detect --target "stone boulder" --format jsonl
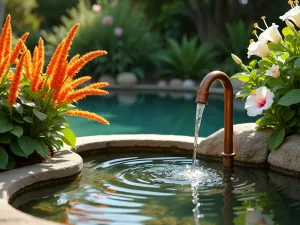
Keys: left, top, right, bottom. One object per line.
{"left": 198, "top": 123, "right": 272, "bottom": 164}
{"left": 268, "top": 135, "right": 300, "bottom": 173}
{"left": 169, "top": 78, "right": 182, "bottom": 87}
{"left": 98, "top": 74, "right": 115, "bottom": 85}
{"left": 182, "top": 79, "right": 196, "bottom": 88}
{"left": 157, "top": 80, "right": 167, "bottom": 87}
{"left": 116, "top": 72, "right": 138, "bottom": 85}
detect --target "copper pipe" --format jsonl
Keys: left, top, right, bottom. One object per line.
{"left": 196, "top": 71, "right": 235, "bottom": 168}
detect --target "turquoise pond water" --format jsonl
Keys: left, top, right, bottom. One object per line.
{"left": 66, "top": 92, "right": 254, "bottom": 137}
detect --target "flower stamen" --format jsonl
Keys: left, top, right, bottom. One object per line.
{"left": 254, "top": 23, "right": 265, "bottom": 32}
{"left": 251, "top": 90, "right": 256, "bottom": 96}
{"left": 252, "top": 30, "right": 259, "bottom": 39}
{"left": 288, "top": 0, "right": 295, "bottom": 7}
{"left": 261, "top": 16, "right": 268, "bottom": 28}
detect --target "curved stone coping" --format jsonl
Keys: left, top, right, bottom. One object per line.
{"left": 0, "top": 149, "right": 82, "bottom": 225}
{"left": 106, "top": 84, "right": 239, "bottom": 95}
{"left": 75, "top": 134, "right": 203, "bottom": 154}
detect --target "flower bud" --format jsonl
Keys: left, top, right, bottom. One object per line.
{"left": 231, "top": 54, "right": 242, "bottom": 65}
{"left": 285, "top": 20, "right": 295, "bottom": 29}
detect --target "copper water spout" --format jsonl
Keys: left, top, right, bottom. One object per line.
{"left": 196, "top": 71, "right": 235, "bottom": 168}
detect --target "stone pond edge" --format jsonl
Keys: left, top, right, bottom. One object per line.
{"left": 0, "top": 132, "right": 298, "bottom": 225}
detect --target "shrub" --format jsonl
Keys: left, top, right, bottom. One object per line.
{"left": 156, "top": 36, "right": 217, "bottom": 79}
{"left": 213, "top": 21, "right": 252, "bottom": 75}
{"left": 43, "top": 0, "right": 161, "bottom": 81}
{"left": 0, "top": 16, "right": 109, "bottom": 170}
{"left": 232, "top": 3, "right": 300, "bottom": 150}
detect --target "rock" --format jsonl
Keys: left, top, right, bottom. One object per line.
{"left": 268, "top": 134, "right": 300, "bottom": 172}
{"left": 116, "top": 72, "right": 138, "bottom": 85}
{"left": 198, "top": 123, "right": 272, "bottom": 164}
{"left": 98, "top": 74, "right": 115, "bottom": 85}
{"left": 169, "top": 78, "right": 182, "bottom": 87}
{"left": 230, "top": 78, "right": 243, "bottom": 90}
{"left": 157, "top": 80, "right": 167, "bottom": 87}
{"left": 182, "top": 79, "right": 196, "bottom": 88}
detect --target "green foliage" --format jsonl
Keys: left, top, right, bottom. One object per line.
{"left": 43, "top": 0, "right": 161, "bottom": 81}
{"left": 214, "top": 21, "right": 252, "bottom": 75}
{"left": 4, "top": 0, "right": 40, "bottom": 32}
{"left": 36, "top": 0, "right": 79, "bottom": 28}
{"left": 156, "top": 36, "right": 216, "bottom": 79}
{"left": 233, "top": 22, "right": 300, "bottom": 150}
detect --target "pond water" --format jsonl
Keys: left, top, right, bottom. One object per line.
{"left": 66, "top": 92, "right": 254, "bottom": 137}
{"left": 14, "top": 153, "right": 300, "bottom": 225}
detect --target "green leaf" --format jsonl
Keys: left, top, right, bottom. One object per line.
{"left": 282, "top": 27, "right": 294, "bottom": 37}
{"left": 235, "top": 90, "right": 251, "bottom": 98}
{"left": 231, "top": 72, "right": 248, "bottom": 79}
{"left": 249, "top": 60, "right": 257, "bottom": 69}
{"left": 31, "top": 139, "right": 49, "bottom": 159}
{"left": 23, "top": 116, "right": 33, "bottom": 123}
{"left": 268, "top": 42, "right": 284, "bottom": 51}
{"left": 295, "top": 58, "right": 300, "bottom": 69}
{"left": 18, "top": 96, "right": 36, "bottom": 107}
{"left": 13, "top": 103, "right": 23, "bottom": 115}
{"left": 278, "top": 89, "right": 300, "bottom": 106}
{"left": 10, "top": 125, "right": 23, "bottom": 137}
{"left": 61, "top": 128, "right": 76, "bottom": 148}
{"left": 6, "top": 156, "right": 16, "bottom": 170}
{"left": 0, "top": 116, "right": 13, "bottom": 133}
{"left": 0, "top": 147, "right": 8, "bottom": 169}
{"left": 33, "top": 108, "right": 47, "bottom": 121}
{"left": 10, "top": 140, "right": 26, "bottom": 157}
{"left": 238, "top": 75, "right": 250, "bottom": 82}
{"left": 268, "top": 126, "right": 285, "bottom": 150}
{"left": 0, "top": 133, "right": 11, "bottom": 144}
{"left": 18, "top": 136, "right": 35, "bottom": 157}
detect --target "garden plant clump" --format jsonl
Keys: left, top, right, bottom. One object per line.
{"left": 232, "top": 1, "right": 300, "bottom": 150}
{"left": 0, "top": 15, "right": 109, "bottom": 170}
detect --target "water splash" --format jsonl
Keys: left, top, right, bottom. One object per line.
{"left": 192, "top": 103, "right": 206, "bottom": 171}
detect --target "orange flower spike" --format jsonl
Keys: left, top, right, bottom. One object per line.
{"left": 24, "top": 51, "right": 32, "bottom": 79}
{"left": 37, "top": 77, "right": 45, "bottom": 91}
{"left": 69, "top": 54, "right": 80, "bottom": 66}
{"left": 10, "top": 39, "right": 25, "bottom": 64}
{"left": 31, "top": 59, "right": 44, "bottom": 92}
{"left": 67, "top": 50, "right": 107, "bottom": 77}
{"left": 66, "top": 89, "right": 109, "bottom": 102}
{"left": 85, "top": 82, "right": 109, "bottom": 89}
{"left": 57, "top": 85, "right": 72, "bottom": 104}
{"left": 66, "top": 109, "right": 110, "bottom": 125}
{"left": 52, "top": 61, "right": 68, "bottom": 101}
{"left": 3, "top": 24, "right": 12, "bottom": 57}
{"left": 53, "top": 24, "right": 79, "bottom": 75}
{"left": 69, "top": 76, "right": 91, "bottom": 88}
{"left": 8, "top": 53, "right": 26, "bottom": 105}
{"left": 46, "top": 41, "right": 64, "bottom": 76}
{"left": 37, "top": 38, "right": 45, "bottom": 71}
{"left": 0, "top": 54, "right": 11, "bottom": 79}
{"left": 0, "top": 15, "right": 11, "bottom": 61}
{"left": 20, "top": 32, "right": 29, "bottom": 43}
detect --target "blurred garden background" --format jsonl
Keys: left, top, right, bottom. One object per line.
{"left": 0, "top": 0, "right": 290, "bottom": 137}
{"left": 1, "top": 0, "right": 290, "bottom": 82}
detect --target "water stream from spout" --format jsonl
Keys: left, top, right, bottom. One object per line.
{"left": 191, "top": 103, "right": 206, "bottom": 172}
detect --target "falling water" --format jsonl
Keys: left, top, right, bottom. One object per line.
{"left": 191, "top": 103, "right": 206, "bottom": 172}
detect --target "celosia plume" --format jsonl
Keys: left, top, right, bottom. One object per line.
{"left": 37, "top": 38, "right": 45, "bottom": 72}
{"left": 10, "top": 39, "right": 25, "bottom": 64}
{"left": 69, "top": 76, "right": 91, "bottom": 88}
{"left": 0, "top": 54, "right": 11, "bottom": 79}
{"left": 8, "top": 52, "right": 26, "bottom": 105}
{"left": 56, "top": 85, "right": 72, "bottom": 104}
{"left": 67, "top": 50, "right": 107, "bottom": 77}
{"left": 52, "top": 61, "right": 68, "bottom": 101}
{"left": 85, "top": 82, "right": 109, "bottom": 89}
{"left": 24, "top": 51, "right": 32, "bottom": 79}
{"left": 4, "top": 24, "right": 12, "bottom": 58}
{"left": 66, "top": 89, "right": 109, "bottom": 102}
{"left": 0, "top": 15, "right": 11, "bottom": 62}
{"left": 66, "top": 109, "right": 110, "bottom": 125}
{"left": 20, "top": 32, "right": 29, "bottom": 43}
{"left": 46, "top": 41, "right": 64, "bottom": 76}
{"left": 52, "top": 24, "right": 79, "bottom": 76}
{"left": 31, "top": 59, "right": 44, "bottom": 92}
{"left": 69, "top": 54, "right": 80, "bottom": 66}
